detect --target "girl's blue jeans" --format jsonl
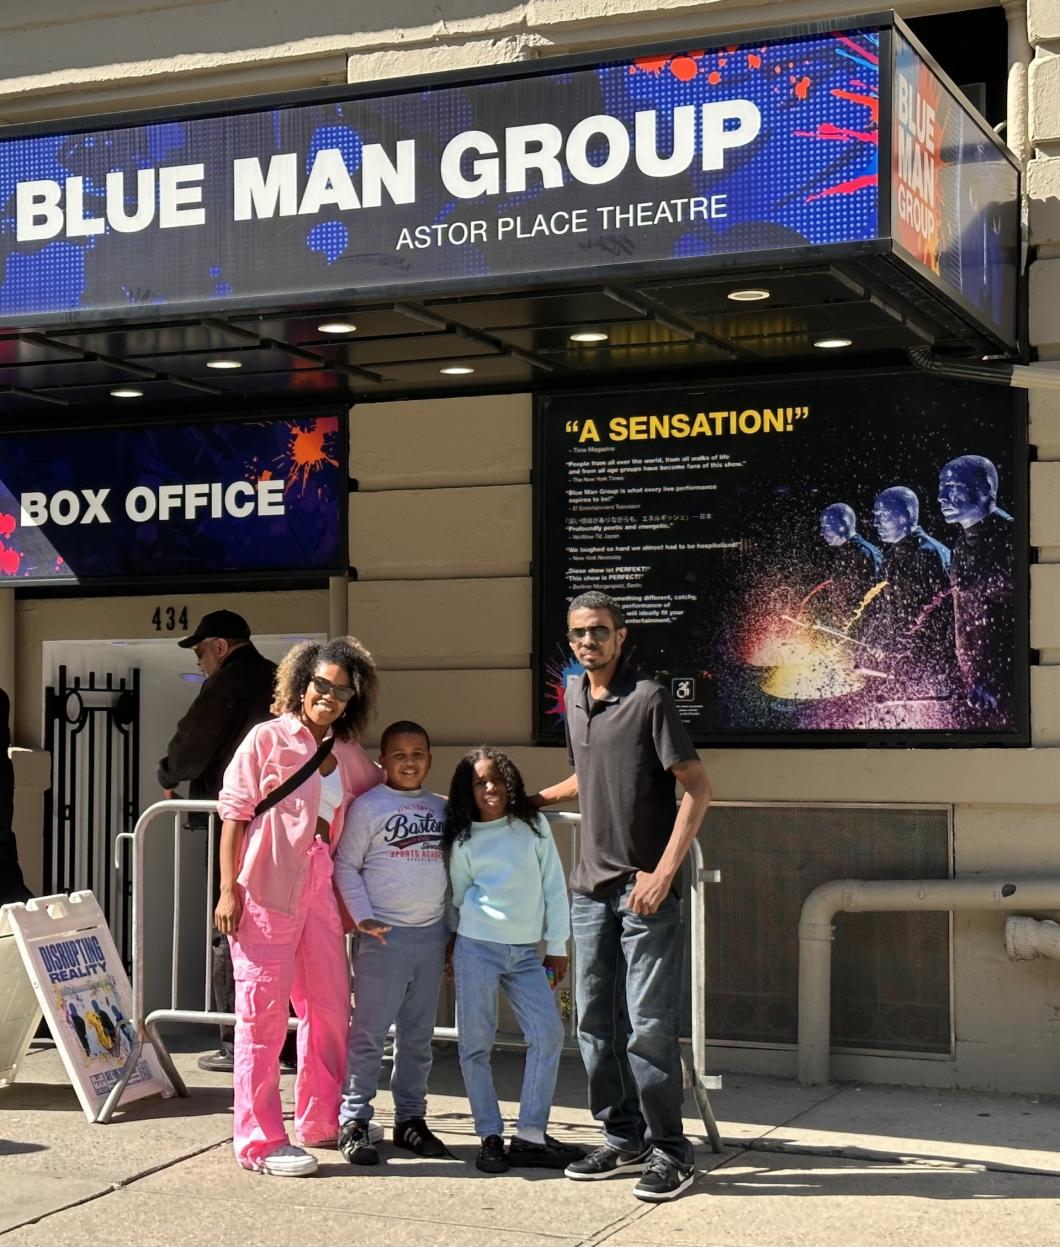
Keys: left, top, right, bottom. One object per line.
{"left": 454, "top": 934, "right": 565, "bottom": 1139}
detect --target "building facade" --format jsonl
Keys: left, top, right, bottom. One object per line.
{"left": 3, "top": 0, "right": 1060, "bottom": 1093}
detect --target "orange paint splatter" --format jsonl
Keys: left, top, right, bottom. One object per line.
{"left": 631, "top": 54, "right": 669, "bottom": 76}
{"left": 805, "top": 172, "right": 878, "bottom": 202}
{"left": 0, "top": 513, "right": 14, "bottom": 539}
{"left": 794, "top": 75, "right": 811, "bottom": 100}
{"left": 259, "top": 469, "right": 273, "bottom": 480}
{"left": 747, "top": 52, "right": 762, "bottom": 68}
{"left": 832, "top": 87, "right": 879, "bottom": 125}
{"left": 708, "top": 70, "right": 721, "bottom": 85}
{"left": 0, "top": 542, "right": 20, "bottom": 576}
{"left": 671, "top": 56, "right": 699, "bottom": 81}
{"left": 718, "top": 56, "right": 728, "bottom": 67}
{"left": 286, "top": 423, "right": 339, "bottom": 493}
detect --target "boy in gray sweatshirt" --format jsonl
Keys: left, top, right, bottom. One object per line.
{"left": 334, "top": 720, "right": 448, "bottom": 1165}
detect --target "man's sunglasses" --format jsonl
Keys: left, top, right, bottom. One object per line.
{"left": 567, "top": 625, "right": 613, "bottom": 642}
{"left": 310, "top": 674, "right": 356, "bottom": 703}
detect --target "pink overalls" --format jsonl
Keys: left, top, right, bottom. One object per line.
{"left": 218, "top": 715, "right": 381, "bottom": 1169}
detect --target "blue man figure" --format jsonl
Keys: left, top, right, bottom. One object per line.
{"left": 819, "top": 503, "right": 882, "bottom": 613}
{"left": 938, "top": 455, "right": 1015, "bottom": 718}
{"left": 870, "top": 486, "right": 957, "bottom": 696}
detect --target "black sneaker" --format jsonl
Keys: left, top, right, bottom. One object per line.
{"left": 564, "top": 1142, "right": 652, "bottom": 1180}
{"left": 475, "top": 1134, "right": 509, "bottom": 1174}
{"left": 196, "top": 1045, "right": 234, "bottom": 1073}
{"left": 393, "top": 1117, "right": 447, "bottom": 1158}
{"left": 632, "top": 1153, "right": 696, "bottom": 1202}
{"left": 338, "top": 1119, "right": 379, "bottom": 1166}
{"left": 508, "top": 1134, "right": 586, "bottom": 1169}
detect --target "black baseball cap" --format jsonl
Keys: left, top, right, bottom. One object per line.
{"left": 177, "top": 609, "right": 252, "bottom": 648}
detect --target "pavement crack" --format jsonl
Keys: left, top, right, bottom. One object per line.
{"left": 0, "top": 1138, "right": 231, "bottom": 1238}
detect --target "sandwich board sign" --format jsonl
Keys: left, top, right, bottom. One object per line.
{"left": 0, "top": 891, "right": 173, "bottom": 1121}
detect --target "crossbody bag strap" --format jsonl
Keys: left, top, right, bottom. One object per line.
{"left": 253, "top": 735, "right": 335, "bottom": 818}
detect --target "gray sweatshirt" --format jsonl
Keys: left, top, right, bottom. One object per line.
{"left": 334, "top": 783, "right": 447, "bottom": 927}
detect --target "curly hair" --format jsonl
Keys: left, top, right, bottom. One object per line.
{"left": 442, "top": 746, "right": 542, "bottom": 848}
{"left": 271, "top": 636, "right": 378, "bottom": 741}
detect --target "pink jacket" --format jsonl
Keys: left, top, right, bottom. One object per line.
{"left": 218, "top": 713, "right": 382, "bottom": 915}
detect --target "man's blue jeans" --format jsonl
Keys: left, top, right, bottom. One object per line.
{"left": 454, "top": 935, "right": 565, "bottom": 1139}
{"left": 571, "top": 881, "right": 691, "bottom": 1166}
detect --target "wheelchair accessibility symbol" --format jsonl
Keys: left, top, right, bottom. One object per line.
{"left": 671, "top": 677, "right": 695, "bottom": 702}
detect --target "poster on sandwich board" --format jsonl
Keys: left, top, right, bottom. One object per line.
{"left": 0, "top": 892, "right": 172, "bottom": 1121}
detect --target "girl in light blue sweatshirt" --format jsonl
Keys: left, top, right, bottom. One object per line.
{"left": 444, "top": 746, "right": 583, "bottom": 1177}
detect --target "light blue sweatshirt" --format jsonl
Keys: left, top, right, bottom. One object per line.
{"left": 448, "top": 812, "right": 570, "bottom": 956}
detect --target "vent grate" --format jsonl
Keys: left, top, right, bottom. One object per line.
{"left": 699, "top": 804, "right": 951, "bottom": 1054}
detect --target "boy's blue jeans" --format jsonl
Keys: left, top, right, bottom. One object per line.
{"left": 338, "top": 919, "right": 448, "bottom": 1125}
{"left": 454, "top": 935, "right": 565, "bottom": 1139}
{"left": 571, "top": 881, "right": 692, "bottom": 1166}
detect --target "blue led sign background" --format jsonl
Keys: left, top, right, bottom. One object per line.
{"left": 0, "top": 31, "right": 880, "bottom": 320}
{"left": 0, "top": 415, "right": 343, "bottom": 583}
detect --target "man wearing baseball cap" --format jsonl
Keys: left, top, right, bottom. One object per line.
{"left": 158, "top": 609, "right": 278, "bottom": 1073}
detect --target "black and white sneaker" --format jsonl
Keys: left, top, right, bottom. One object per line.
{"left": 393, "top": 1117, "right": 448, "bottom": 1158}
{"left": 338, "top": 1119, "right": 379, "bottom": 1166}
{"left": 632, "top": 1153, "right": 696, "bottom": 1202}
{"left": 564, "top": 1143, "right": 652, "bottom": 1180}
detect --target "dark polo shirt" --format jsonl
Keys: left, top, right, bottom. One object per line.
{"left": 565, "top": 658, "right": 698, "bottom": 898}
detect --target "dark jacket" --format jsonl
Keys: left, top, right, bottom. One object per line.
{"left": 157, "top": 644, "right": 277, "bottom": 801}
{"left": 0, "top": 687, "right": 31, "bottom": 904}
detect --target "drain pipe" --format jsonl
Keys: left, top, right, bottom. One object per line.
{"left": 1006, "top": 915, "right": 1060, "bottom": 961}
{"left": 909, "top": 346, "right": 1060, "bottom": 392}
{"left": 798, "top": 876, "right": 1060, "bottom": 1085}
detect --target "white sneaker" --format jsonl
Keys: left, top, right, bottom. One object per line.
{"left": 261, "top": 1144, "right": 318, "bottom": 1177}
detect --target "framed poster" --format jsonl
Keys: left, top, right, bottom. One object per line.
{"left": 534, "top": 369, "right": 1028, "bottom": 746}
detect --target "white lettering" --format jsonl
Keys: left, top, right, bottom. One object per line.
{"left": 360, "top": 140, "right": 416, "bottom": 207}
{"left": 18, "top": 492, "right": 48, "bottom": 527}
{"left": 158, "top": 164, "right": 205, "bottom": 228}
{"left": 565, "top": 115, "right": 631, "bottom": 186}
{"left": 298, "top": 148, "right": 360, "bottom": 215}
{"left": 232, "top": 153, "right": 299, "bottom": 221}
{"left": 700, "top": 100, "right": 761, "bottom": 171}
{"left": 440, "top": 131, "right": 499, "bottom": 199}
{"left": 16, "top": 181, "right": 64, "bottom": 242}
{"left": 104, "top": 169, "right": 155, "bottom": 233}
{"left": 504, "top": 123, "right": 564, "bottom": 193}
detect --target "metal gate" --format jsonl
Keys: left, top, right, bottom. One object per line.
{"left": 43, "top": 665, "right": 141, "bottom": 965}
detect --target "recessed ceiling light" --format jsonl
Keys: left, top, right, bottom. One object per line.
{"left": 727, "top": 288, "right": 771, "bottom": 302}
{"left": 206, "top": 358, "right": 242, "bottom": 369}
{"left": 317, "top": 320, "right": 357, "bottom": 334}
{"left": 813, "top": 337, "right": 853, "bottom": 349}
{"left": 110, "top": 387, "right": 143, "bottom": 398}
{"left": 440, "top": 365, "right": 474, "bottom": 375}
{"left": 569, "top": 331, "right": 609, "bottom": 343}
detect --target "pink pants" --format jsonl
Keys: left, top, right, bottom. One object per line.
{"left": 229, "top": 839, "right": 350, "bottom": 1169}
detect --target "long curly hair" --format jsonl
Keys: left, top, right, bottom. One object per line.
{"left": 442, "top": 746, "right": 542, "bottom": 848}
{"left": 271, "top": 636, "right": 378, "bottom": 741}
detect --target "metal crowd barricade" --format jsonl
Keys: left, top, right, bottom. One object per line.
{"left": 109, "top": 798, "right": 722, "bottom": 1150}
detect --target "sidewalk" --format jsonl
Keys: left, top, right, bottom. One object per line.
{"left": 3, "top": 1039, "right": 1060, "bottom": 1247}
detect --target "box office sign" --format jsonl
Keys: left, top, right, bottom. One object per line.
{"left": 0, "top": 413, "right": 344, "bottom": 584}
{"left": 0, "top": 27, "right": 882, "bottom": 320}
{"left": 534, "top": 372, "right": 1028, "bottom": 746}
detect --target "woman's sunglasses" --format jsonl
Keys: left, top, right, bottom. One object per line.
{"left": 310, "top": 674, "right": 356, "bottom": 703}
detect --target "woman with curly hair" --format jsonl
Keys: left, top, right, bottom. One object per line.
{"left": 444, "top": 746, "right": 581, "bottom": 1176}
{"left": 215, "top": 637, "right": 382, "bottom": 1177}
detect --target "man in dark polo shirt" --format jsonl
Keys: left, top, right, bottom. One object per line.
{"left": 532, "top": 590, "right": 712, "bottom": 1202}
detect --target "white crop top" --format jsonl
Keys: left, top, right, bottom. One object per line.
{"left": 317, "top": 767, "right": 343, "bottom": 827}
